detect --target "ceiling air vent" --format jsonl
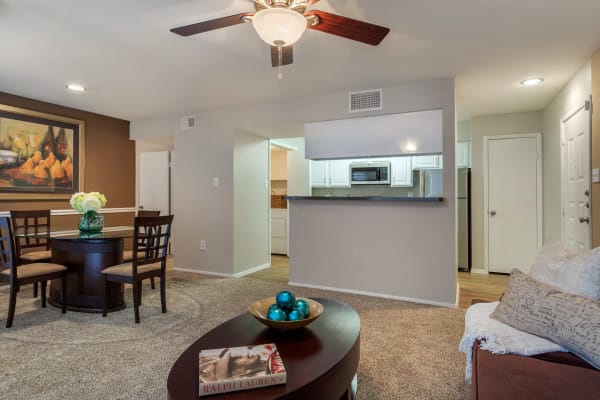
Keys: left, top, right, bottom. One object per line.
{"left": 180, "top": 115, "right": 196, "bottom": 131}
{"left": 349, "top": 89, "right": 382, "bottom": 113}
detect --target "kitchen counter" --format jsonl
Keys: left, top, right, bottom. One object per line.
{"left": 286, "top": 195, "right": 444, "bottom": 202}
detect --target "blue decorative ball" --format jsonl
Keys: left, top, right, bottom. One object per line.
{"left": 294, "top": 299, "right": 310, "bottom": 316}
{"left": 275, "top": 291, "right": 296, "bottom": 311}
{"left": 267, "top": 307, "right": 287, "bottom": 321}
{"left": 287, "top": 309, "right": 306, "bottom": 321}
{"left": 268, "top": 303, "right": 281, "bottom": 313}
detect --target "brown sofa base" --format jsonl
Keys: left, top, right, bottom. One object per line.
{"left": 471, "top": 339, "right": 600, "bottom": 400}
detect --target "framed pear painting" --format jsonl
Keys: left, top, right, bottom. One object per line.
{"left": 0, "top": 104, "right": 84, "bottom": 199}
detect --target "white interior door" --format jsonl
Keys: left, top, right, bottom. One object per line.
{"left": 485, "top": 135, "right": 541, "bottom": 274}
{"left": 562, "top": 103, "right": 591, "bottom": 254}
{"left": 139, "top": 151, "right": 170, "bottom": 216}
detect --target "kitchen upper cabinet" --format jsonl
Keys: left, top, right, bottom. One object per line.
{"left": 457, "top": 141, "right": 471, "bottom": 167}
{"left": 310, "top": 159, "right": 351, "bottom": 187}
{"left": 329, "top": 160, "right": 351, "bottom": 187}
{"left": 412, "top": 154, "right": 443, "bottom": 169}
{"left": 390, "top": 157, "right": 413, "bottom": 187}
{"left": 310, "top": 160, "right": 328, "bottom": 187}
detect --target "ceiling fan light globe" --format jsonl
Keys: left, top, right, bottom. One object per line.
{"left": 252, "top": 8, "right": 307, "bottom": 46}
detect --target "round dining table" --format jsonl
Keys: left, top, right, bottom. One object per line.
{"left": 47, "top": 228, "right": 133, "bottom": 313}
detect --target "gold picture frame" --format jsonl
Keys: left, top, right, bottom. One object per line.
{"left": 0, "top": 104, "right": 84, "bottom": 199}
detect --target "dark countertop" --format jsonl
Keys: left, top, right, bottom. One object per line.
{"left": 285, "top": 195, "right": 444, "bottom": 202}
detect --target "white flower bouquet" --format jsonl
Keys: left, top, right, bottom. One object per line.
{"left": 70, "top": 191, "right": 107, "bottom": 213}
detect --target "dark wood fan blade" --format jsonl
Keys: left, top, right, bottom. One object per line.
{"left": 306, "top": 10, "right": 389, "bottom": 46}
{"left": 271, "top": 45, "right": 293, "bottom": 67}
{"left": 170, "top": 13, "right": 252, "bottom": 36}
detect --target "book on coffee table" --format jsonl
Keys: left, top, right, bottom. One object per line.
{"left": 198, "top": 343, "right": 286, "bottom": 396}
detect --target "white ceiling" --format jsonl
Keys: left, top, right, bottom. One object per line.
{"left": 1, "top": 0, "right": 600, "bottom": 122}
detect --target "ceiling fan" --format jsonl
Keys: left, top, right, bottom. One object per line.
{"left": 170, "top": 0, "right": 390, "bottom": 68}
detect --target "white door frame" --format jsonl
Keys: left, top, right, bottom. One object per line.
{"left": 483, "top": 133, "right": 543, "bottom": 273}
{"left": 560, "top": 101, "right": 592, "bottom": 247}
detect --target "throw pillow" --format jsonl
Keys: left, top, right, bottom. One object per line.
{"left": 490, "top": 269, "right": 600, "bottom": 369}
{"left": 529, "top": 243, "right": 600, "bottom": 300}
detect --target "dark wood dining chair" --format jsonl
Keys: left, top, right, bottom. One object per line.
{"left": 123, "top": 210, "right": 161, "bottom": 289}
{"left": 10, "top": 210, "right": 53, "bottom": 298}
{"left": 0, "top": 217, "right": 66, "bottom": 328}
{"left": 102, "top": 215, "right": 174, "bottom": 323}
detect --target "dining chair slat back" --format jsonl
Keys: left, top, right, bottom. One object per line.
{"left": 0, "top": 216, "right": 67, "bottom": 328}
{"left": 9, "top": 210, "right": 52, "bottom": 298}
{"left": 102, "top": 214, "right": 174, "bottom": 323}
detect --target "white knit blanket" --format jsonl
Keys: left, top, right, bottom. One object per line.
{"left": 458, "top": 301, "right": 567, "bottom": 382}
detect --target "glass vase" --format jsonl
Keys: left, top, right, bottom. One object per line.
{"left": 78, "top": 210, "right": 104, "bottom": 232}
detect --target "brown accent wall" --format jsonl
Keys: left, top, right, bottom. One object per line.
{"left": 592, "top": 50, "right": 600, "bottom": 247}
{"left": 0, "top": 91, "right": 135, "bottom": 230}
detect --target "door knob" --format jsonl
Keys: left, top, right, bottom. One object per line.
{"left": 580, "top": 217, "right": 590, "bottom": 224}
{"left": 490, "top": 210, "right": 496, "bottom": 216}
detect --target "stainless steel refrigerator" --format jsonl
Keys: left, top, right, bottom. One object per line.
{"left": 457, "top": 167, "right": 471, "bottom": 271}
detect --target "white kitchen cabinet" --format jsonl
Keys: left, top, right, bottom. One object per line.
{"left": 457, "top": 141, "right": 471, "bottom": 167}
{"left": 412, "top": 154, "right": 443, "bottom": 169}
{"left": 310, "top": 159, "right": 351, "bottom": 187}
{"left": 310, "top": 160, "right": 328, "bottom": 187}
{"left": 329, "top": 160, "right": 351, "bottom": 187}
{"left": 270, "top": 208, "right": 288, "bottom": 255}
{"left": 390, "top": 157, "right": 413, "bottom": 187}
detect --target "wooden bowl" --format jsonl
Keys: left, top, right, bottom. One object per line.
{"left": 248, "top": 297, "right": 324, "bottom": 330}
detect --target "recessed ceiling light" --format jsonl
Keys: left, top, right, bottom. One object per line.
{"left": 520, "top": 77, "right": 544, "bottom": 86}
{"left": 66, "top": 83, "right": 86, "bottom": 92}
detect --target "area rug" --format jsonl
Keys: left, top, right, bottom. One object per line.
{"left": 0, "top": 278, "right": 470, "bottom": 399}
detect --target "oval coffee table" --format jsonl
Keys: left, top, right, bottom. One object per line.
{"left": 167, "top": 298, "right": 360, "bottom": 400}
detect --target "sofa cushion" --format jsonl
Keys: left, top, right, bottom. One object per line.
{"left": 490, "top": 269, "right": 600, "bottom": 369}
{"left": 529, "top": 243, "right": 600, "bottom": 300}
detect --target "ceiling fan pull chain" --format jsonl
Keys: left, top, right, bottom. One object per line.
{"left": 275, "top": 40, "right": 284, "bottom": 82}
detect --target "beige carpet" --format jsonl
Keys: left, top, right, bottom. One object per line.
{"left": 0, "top": 278, "right": 470, "bottom": 399}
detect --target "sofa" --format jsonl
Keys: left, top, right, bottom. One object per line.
{"left": 462, "top": 243, "right": 600, "bottom": 399}
{"left": 470, "top": 338, "right": 600, "bottom": 399}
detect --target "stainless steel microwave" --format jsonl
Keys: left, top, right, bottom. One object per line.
{"left": 350, "top": 161, "right": 390, "bottom": 185}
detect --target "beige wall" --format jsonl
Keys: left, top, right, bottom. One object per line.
{"left": 132, "top": 78, "right": 458, "bottom": 305}
{"left": 271, "top": 137, "right": 310, "bottom": 196}
{"left": 234, "top": 131, "right": 269, "bottom": 274}
{"left": 289, "top": 79, "right": 456, "bottom": 305}
{"left": 542, "top": 61, "right": 592, "bottom": 246}
{"left": 470, "top": 111, "right": 543, "bottom": 271}
{"left": 0, "top": 91, "right": 134, "bottom": 230}
{"left": 457, "top": 120, "right": 472, "bottom": 142}
{"left": 592, "top": 51, "right": 600, "bottom": 247}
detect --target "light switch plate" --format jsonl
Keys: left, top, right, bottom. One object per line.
{"left": 593, "top": 168, "right": 600, "bottom": 183}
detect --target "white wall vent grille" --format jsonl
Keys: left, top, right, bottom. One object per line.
{"left": 349, "top": 89, "right": 382, "bottom": 112}
{"left": 180, "top": 115, "right": 196, "bottom": 130}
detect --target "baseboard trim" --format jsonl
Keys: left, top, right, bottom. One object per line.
{"left": 172, "top": 267, "right": 235, "bottom": 278}
{"left": 234, "top": 263, "right": 270, "bottom": 278}
{"left": 469, "top": 268, "right": 489, "bottom": 275}
{"left": 173, "top": 264, "right": 271, "bottom": 278}
{"left": 288, "top": 281, "right": 457, "bottom": 308}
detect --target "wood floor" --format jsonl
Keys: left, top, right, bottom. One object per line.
{"left": 248, "top": 255, "right": 509, "bottom": 309}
